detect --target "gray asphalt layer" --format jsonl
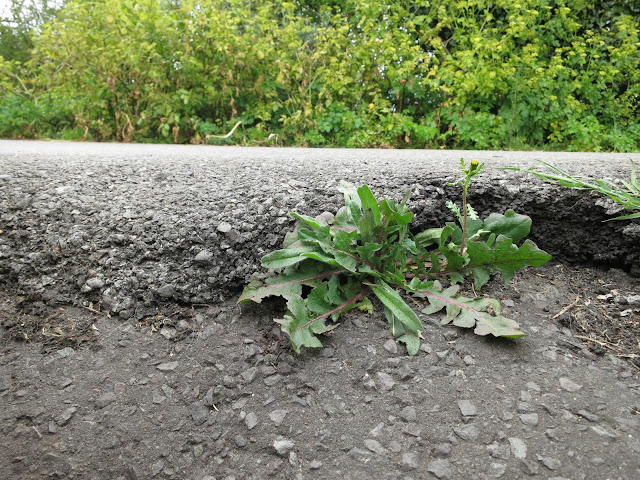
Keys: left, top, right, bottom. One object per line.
{"left": 1, "top": 140, "right": 639, "bottom": 317}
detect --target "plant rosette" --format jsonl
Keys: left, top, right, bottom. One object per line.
{"left": 239, "top": 161, "right": 551, "bottom": 355}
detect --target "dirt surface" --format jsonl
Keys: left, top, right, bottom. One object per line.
{"left": 1, "top": 263, "right": 639, "bottom": 480}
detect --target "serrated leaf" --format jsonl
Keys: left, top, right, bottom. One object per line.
{"left": 275, "top": 295, "right": 333, "bottom": 352}
{"left": 298, "top": 227, "right": 359, "bottom": 272}
{"left": 383, "top": 305, "right": 421, "bottom": 356}
{"left": 358, "top": 296, "right": 374, "bottom": 314}
{"left": 356, "top": 243, "right": 382, "bottom": 262}
{"left": 307, "top": 283, "right": 331, "bottom": 314}
{"left": 380, "top": 199, "right": 413, "bottom": 225}
{"left": 473, "top": 313, "right": 525, "bottom": 338}
{"left": 369, "top": 280, "right": 422, "bottom": 332}
{"left": 483, "top": 210, "right": 531, "bottom": 244}
{"left": 465, "top": 236, "right": 551, "bottom": 286}
{"left": 237, "top": 265, "right": 345, "bottom": 304}
{"left": 410, "top": 279, "right": 526, "bottom": 338}
{"left": 414, "top": 227, "right": 444, "bottom": 248}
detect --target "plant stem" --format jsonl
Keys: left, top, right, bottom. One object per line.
{"left": 460, "top": 182, "right": 469, "bottom": 254}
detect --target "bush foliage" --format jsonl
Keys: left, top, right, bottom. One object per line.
{"left": 1, "top": 0, "right": 639, "bottom": 150}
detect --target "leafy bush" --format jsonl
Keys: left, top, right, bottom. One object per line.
{"left": 0, "top": 0, "right": 638, "bottom": 151}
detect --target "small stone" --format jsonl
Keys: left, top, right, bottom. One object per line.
{"left": 273, "top": 439, "right": 294, "bottom": 456}
{"left": 427, "top": 459, "right": 453, "bottom": 478}
{"left": 349, "top": 448, "right": 372, "bottom": 462}
{"left": 519, "top": 413, "right": 539, "bottom": 427}
{"left": 388, "top": 441, "right": 402, "bottom": 453}
{"left": 189, "top": 401, "right": 209, "bottom": 426}
{"left": 575, "top": 409, "right": 600, "bottom": 422}
{"left": 625, "top": 295, "right": 640, "bottom": 305}
{"left": 383, "top": 339, "right": 398, "bottom": 354}
{"left": 159, "top": 327, "right": 176, "bottom": 339}
{"left": 454, "top": 424, "right": 479, "bottom": 441}
{"left": 48, "top": 421, "right": 58, "bottom": 434}
{"left": 364, "top": 439, "right": 386, "bottom": 455}
{"left": 376, "top": 372, "right": 395, "bottom": 391}
{"left": 85, "top": 277, "right": 104, "bottom": 289}
{"left": 525, "top": 382, "right": 541, "bottom": 392}
{"left": 590, "top": 425, "right": 617, "bottom": 438}
{"left": 151, "top": 460, "right": 164, "bottom": 476}
{"left": 57, "top": 407, "right": 77, "bottom": 426}
{"left": 95, "top": 392, "right": 117, "bottom": 409}
{"left": 400, "top": 406, "right": 417, "bottom": 422}
{"left": 156, "top": 284, "right": 176, "bottom": 298}
{"left": 241, "top": 367, "right": 258, "bottom": 383}
{"left": 309, "top": 460, "right": 322, "bottom": 470}
{"left": 193, "top": 444, "right": 204, "bottom": 457}
{"left": 458, "top": 400, "right": 477, "bottom": 416}
{"left": 269, "top": 409, "right": 287, "bottom": 426}
{"left": 235, "top": 435, "right": 247, "bottom": 447}
{"left": 537, "top": 455, "right": 562, "bottom": 470}
{"left": 156, "top": 361, "right": 178, "bottom": 372}
{"left": 432, "top": 443, "right": 452, "bottom": 456}
{"left": 517, "top": 401, "right": 535, "bottom": 412}
{"left": 489, "top": 462, "right": 507, "bottom": 478}
{"left": 217, "top": 222, "right": 232, "bottom": 233}
{"left": 487, "top": 443, "right": 510, "bottom": 460}
{"left": 57, "top": 347, "right": 76, "bottom": 357}
{"left": 161, "top": 384, "right": 174, "bottom": 397}
{"left": 508, "top": 438, "right": 527, "bottom": 460}
{"left": 42, "top": 452, "right": 63, "bottom": 462}
{"left": 245, "top": 412, "right": 258, "bottom": 430}
{"left": 521, "top": 458, "right": 539, "bottom": 475}
{"left": 546, "top": 428, "right": 561, "bottom": 442}
{"left": 264, "top": 374, "right": 282, "bottom": 386}
{"left": 195, "top": 250, "right": 214, "bottom": 264}
{"left": 628, "top": 437, "right": 640, "bottom": 453}
{"left": 402, "top": 452, "right": 421, "bottom": 470}
{"left": 369, "top": 422, "right": 385, "bottom": 436}
{"left": 0, "top": 374, "right": 11, "bottom": 391}
{"left": 152, "top": 391, "right": 166, "bottom": 404}
{"left": 403, "top": 424, "right": 422, "bottom": 437}
{"left": 419, "top": 343, "right": 433, "bottom": 354}
{"left": 559, "top": 377, "right": 582, "bottom": 392}
{"left": 362, "top": 374, "right": 377, "bottom": 389}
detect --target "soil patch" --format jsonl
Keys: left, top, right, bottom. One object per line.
{"left": 1, "top": 263, "right": 639, "bottom": 480}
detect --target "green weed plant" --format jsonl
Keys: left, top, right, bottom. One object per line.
{"left": 508, "top": 160, "right": 640, "bottom": 221}
{"left": 239, "top": 160, "right": 551, "bottom": 354}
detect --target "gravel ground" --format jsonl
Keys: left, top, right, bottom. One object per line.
{"left": 1, "top": 141, "right": 639, "bottom": 479}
